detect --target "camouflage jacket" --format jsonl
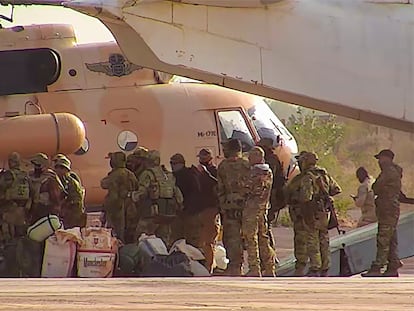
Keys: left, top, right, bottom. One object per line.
{"left": 217, "top": 156, "right": 250, "bottom": 210}
{"left": 101, "top": 167, "right": 138, "bottom": 213}
{"left": 372, "top": 163, "right": 402, "bottom": 200}
{"left": 246, "top": 163, "right": 273, "bottom": 209}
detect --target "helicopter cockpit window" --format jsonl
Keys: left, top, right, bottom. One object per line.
{"left": 217, "top": 110, "right": 255, "bottom": 152}
{"left": 117, "top": 130, "right": 138, "bottom": 152}
{"left": 248, "top": 100, "right": 294, "bottom": 147}
{"left": 0, "top": 48, "right": 61, "bottom": 96}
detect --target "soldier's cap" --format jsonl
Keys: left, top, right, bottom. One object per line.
{"left": 294, "top": 150, "right": 308, "bottom": 160}
{"left": 132, "top": 146, "right": 149, "bottom": 158}
{"left": 222, "top": 138, "right": 242, "bottom": 152}
{"left": 305, "top": 152, "right": 319, "bottom": 162}
{"left": 170, "top": 153, "right": 185, "bottom": 164}
{"left": 197, "top": 148, "right": 212, "bottom": 158}
{"left": 374, "top": 149, "right": 394, "bottom": 160}
{"left": 248, "top": 146, "right": 265, "bottom": 158}
{"left": 54, "top": 157, "right": 71, "bottom": 171}
{"left": 30, "top": 153, "right": 49, "bottom": 167}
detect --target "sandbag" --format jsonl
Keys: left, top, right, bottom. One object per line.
{"left": 27, "top": 215, "right": 63, "bottom": 242}
{"left": 140, "top": 251, "right": 192, "bottom": 277}
{"left": 41, "top": 235, "right": 76, "bottom": 278}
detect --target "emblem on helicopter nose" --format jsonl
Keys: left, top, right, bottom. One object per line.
{"left": 85, "top": 53, "right": 143, "bottom": 77}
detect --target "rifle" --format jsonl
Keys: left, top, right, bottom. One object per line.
{"left": 315, "top": 176, "right": 344, "bottom": 235}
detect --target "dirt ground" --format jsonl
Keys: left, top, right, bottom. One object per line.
{"left": 0, "top": 278, "right": 413, "bottom": 311}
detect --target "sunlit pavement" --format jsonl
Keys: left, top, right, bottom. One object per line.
{"left": 0, "top": 277, "right": 413, "bottom": 311}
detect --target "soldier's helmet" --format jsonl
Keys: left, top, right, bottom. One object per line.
{"left": 54, "top": 157, "right": 71, "bottom": 171}
{"left": 147, "top": 150, "right": 161, "bottom": 166}
{"left": 374, "top": 149, "right": 394, "bottom": 160}
{"left": 8, "top": 152, "right": 21, "bottom": 169}
{"left": 52, "top": 153, "right": 66, "bottom": 162}
{"left": 133, "top": 146, "right": 149, "bottom": 159}
{"left": 249, "top": 146, "right": 265, "bottom": 164}
{"left": 30, "top": 153, "right": 49, "bottom": 168}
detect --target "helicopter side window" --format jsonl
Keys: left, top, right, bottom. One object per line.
{"left": 0, "top": 48, "right": 61, "bottom": 96}
{"left": 217, "top": 110, "right": 255, "bottom": 153}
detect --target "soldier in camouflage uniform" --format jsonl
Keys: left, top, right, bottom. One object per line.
{"left": 131, "top": 150, "right": 183, "bottom": 247}
{"left": 125, "top": 147, "right": 149, "bottom": 243}
{"left": 362, "top": 149, "right": 403, "bottom": 277}
{"left": 28, "top": 153, "right": 65, "bottom": 224}
{"left": 303, "top": 152, "right": 341, "bottom": 276}
{"left": 257, "top": 138, "right": 285, "bottom": 257}
{"left": 284, "top": 151, "right": 309, "bottom": 276}
{"left": 217, "top": 139, "right": 250, "bottom": 276}
{"left": 52, "top": 153, "right": 82, "bottom": 184}
{"left": 54, "top": 156, "right": 86, "bottom": 228}
{"left": 101, "top": 152, "right": 138, "bottom": 242}
{"left": 242, "top": 146, "right": 276, "bottom": 277}
{"left": 0, "top": 152, "right": 30, "bottom": 243}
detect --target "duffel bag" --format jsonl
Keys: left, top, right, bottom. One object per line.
{"left": 27, "top": 215, "right": 63, "bottom": 242}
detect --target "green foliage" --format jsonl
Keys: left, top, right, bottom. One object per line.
{"left": 287, "top": 108, "right": 344, "bottom": 157}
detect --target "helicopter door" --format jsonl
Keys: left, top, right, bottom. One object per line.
{"left": 215, "top": 109, "right": 256, "bottom": 158}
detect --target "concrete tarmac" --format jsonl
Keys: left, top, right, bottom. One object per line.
{"left": 0, "top": 277, "right": 413, "bottom": 311}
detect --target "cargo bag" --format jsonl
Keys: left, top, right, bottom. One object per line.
{"left": 41, "top": 235, "right": 76, "bottom": 278}
{"left": 16, "top": 236, "right": 43, "bottom": 277}
{"left": 140, "top": 251, "right": 192, "bottom": 277}
{"left": 136, "top": 235, "right": 168, "bottom": 269}
{"left": 27, "top": 215, "right": 63, "bottom": 242}
{"left": 77, "top": 250, "right": 116, "bottom": 278}
{"left": 118, "top": 243, "right": 141, "bottom": 276}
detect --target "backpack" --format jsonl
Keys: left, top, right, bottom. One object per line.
{"left": 147, "top": 167, "right": 175, "bottom": 200}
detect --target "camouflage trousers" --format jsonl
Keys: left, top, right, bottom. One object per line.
{"left": 372, "top": 222, "right": 399, "bottom": 269}
{"left": 307, "top": 211, "right": 330, "bottom": 272}
{"left": 135, "top": 218, "right": 173, "bottom": 248}
{"left": 372, "top": 201, "right": 400, "bottom": 269}
{"left": 289, "top": 207, "right": 308, "bottom": 270}
{"left": 242, "top": 206, "right": 275, "bottom": 275}
{"left": 106, "top": 209, "right": 125, "bottom": 243}
{"left": 221, "top": 210, "right": 243, "bottom": 275}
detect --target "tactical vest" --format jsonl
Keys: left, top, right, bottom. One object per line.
{"left": 147, "top": 167, "right": 175, "bottom": 200}
{"left": 31, "top": 176, "right": 51, "bottom": 206}
{"left": 145, "top": 167, "right": 177, "bottom": 218}
{"left": 5, "top": 169, "right": 30, "bottom": 202}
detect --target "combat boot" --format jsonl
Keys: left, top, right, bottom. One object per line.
{"left": 382, "top": 261, "right": 403, "bottom": 277}
{"left": 293, "top": 266, "right": 306, "bottom": 277}
{"left": 361, "top": 266, "right": 382, "bottom": 277}
{"left": 223, "top": 265, "right": 242, "bottom": 276}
